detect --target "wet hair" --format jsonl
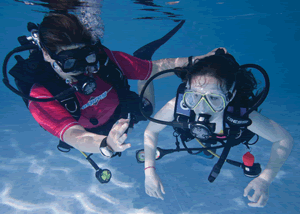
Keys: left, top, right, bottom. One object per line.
{"left": 38, "top": 12, "right": 94, "bottom": 53}
{"left": 175, "top": 52, "right": 257, "bottom": 102}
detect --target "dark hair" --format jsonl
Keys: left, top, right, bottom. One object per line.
{"left": 175, "top": 53, "right": 257, "bottom": 102}
{"left": 39, "top": 13, "right": 93, "bottom": 53}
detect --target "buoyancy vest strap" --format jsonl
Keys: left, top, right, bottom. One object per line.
{"left": 208, "top": 128, "right": 239, "bottom": 183}
{"left": 43, "top": 80, "right": 81, "bottom": 121}
{"left": 208, "top": 93, "right": 254, "bottom": 182}
{"left": 208, "top": 142, "right": 231, "bottom": 182}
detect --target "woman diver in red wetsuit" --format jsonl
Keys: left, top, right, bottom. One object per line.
{"left": 19, "top": 13, "right": 227, "bottom": 158}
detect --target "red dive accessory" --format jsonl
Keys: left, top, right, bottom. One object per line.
{"left": 242, "top": 151, "right": 261, "bottom": 177}
{"left": 243, "top": 151, "right": 255, "bottom": 167}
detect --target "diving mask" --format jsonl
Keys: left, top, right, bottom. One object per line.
{"left": 51, "top": 45, "right": 99, "bottom": 73}
{"left": 183, "top": 90, "right": 227, "bottom": 113}
{"left": 48, "top": 45, "right": 100, "bottom": 95}
{"left": 183, "top": 80, "right": 235, "bottom": 113}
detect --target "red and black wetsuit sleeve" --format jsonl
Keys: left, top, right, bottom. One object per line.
{"left": 28, "top": 83, "right": 79, "bottom": 141}
{"left": 104, "top": 49, "right": 153, "bottom": 80}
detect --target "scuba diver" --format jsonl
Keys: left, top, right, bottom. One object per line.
{"left": 3, "top": 12, "right": 225, "bottom": 183}
{"left": 138, "top": 49, "right": 293, "bottom": 207}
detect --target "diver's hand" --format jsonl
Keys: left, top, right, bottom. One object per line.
{"left": 107, "top": 118, "right": 131, "bottom": 152}
{"left": 194, "top": 47, "right": 228, "bottom": 61}
{"left": 208, "top": 47, "right": 228, "bottom": 56}
{"left": 243, "top": 177, "right": 270, "bottom": 207}
{"left": 145, "top": 169, "right": 165, "bottom": 200}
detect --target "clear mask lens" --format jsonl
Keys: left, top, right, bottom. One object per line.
{"left": 61, "top": 53, "right": 97, "bottom": 72}
{"left": 85, "top": 53, "right": 97, "bottom": 63}
{"left": 64, "top": 58, "right": 76, "bottom": 70}
{"left": 184, "top": 93, "right": 201, "bottom": 108}
{"left": 184, "top": 92, "right": 225, "bottom": 112}
{"left": 205, "top": 94, "right": 225, "bottom": 111}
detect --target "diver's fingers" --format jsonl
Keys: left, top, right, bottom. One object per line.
{"left": 151, "top": 191, "right": 157, "bottom": 197}
{"left": 147, "top": 190, "right": 154, "bottom": 198}
{"left": 114, "top": 134, "right": 131, "bottom": 152}
{"left": 152, "top": 191, "right": 161, "bottom": 200}
{"left": 248, "top": 190, "right": 261, "bottom": 203}
{"left": 211, "top": 47, "right": 227, "bottom": 54}
{"left": 156, "top": 189, "right": 164, "bottom": 200}
{"left": 118, "top": 121, "right": 129, "bottom": 136}
{"left": 118, "top": 133, "right": 128, "bottom": 145}
{"left": 248, "top": 194, "right": 268, "bottom": 208}
{"left": 218, "top": 47, "right": 227, "bottom": 54}
{"left": 110, "top": 119, "right": 129, "bottom": 139}
{"left": 118, "top": 143, "right": 131, "bottom": 152}
{"left": 112, "top": 118, "right": 129, "bottom": 130}
{"left": 160, "top": 183, "right": 166, "bottom": 195}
